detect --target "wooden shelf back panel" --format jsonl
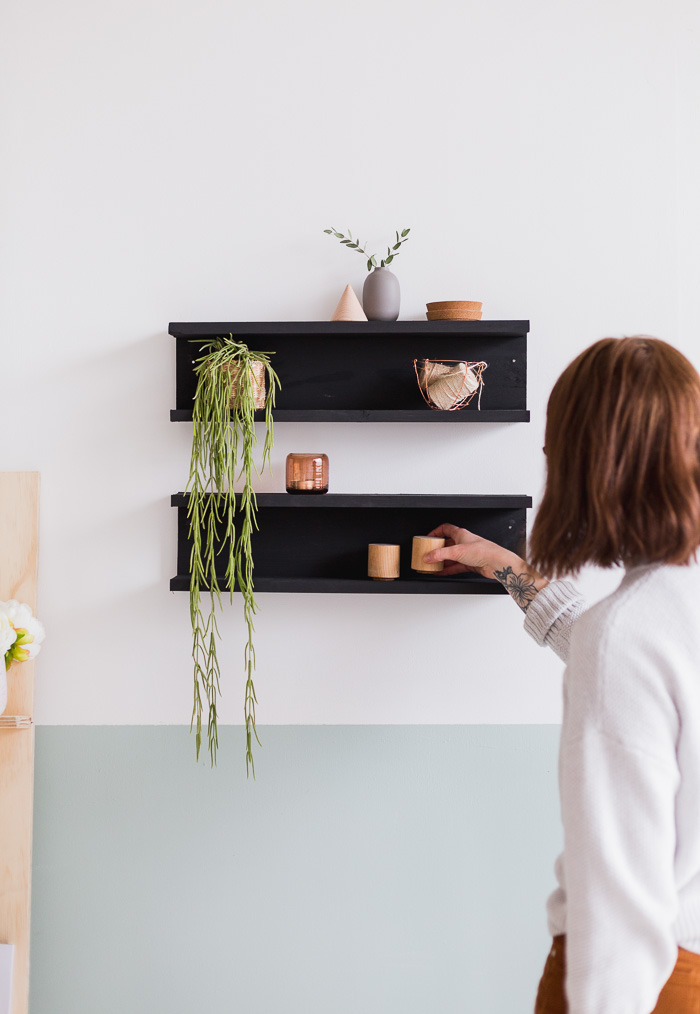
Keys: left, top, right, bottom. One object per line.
{"left": 169, "top": 320, "right": 530, "bottom": 419}
{"left": 0, "top": 472, "right": 40, "bottom": 1014}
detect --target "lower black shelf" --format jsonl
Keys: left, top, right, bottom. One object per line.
{"left": 171, "top": 493, "right": 530, "bottom": 596}
{"left": 169, "top": 575, "right": 507, "bottom": 595}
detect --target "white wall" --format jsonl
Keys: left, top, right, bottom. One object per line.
{"left": 1, "top": 0, "right": 698, "bottom": 727}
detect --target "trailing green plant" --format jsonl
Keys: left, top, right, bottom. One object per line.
{"left": 186, "top": 335, "right": 280, "bottom": 774}
{"left": 323, "top": 226, "right": 410, "bottom": 271}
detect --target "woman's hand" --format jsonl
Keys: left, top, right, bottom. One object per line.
{"left": 423, "top": 523, "right": 549, "bottom": 612}
{"left": 423, "top": 523, "right": 504, "bottom": 578}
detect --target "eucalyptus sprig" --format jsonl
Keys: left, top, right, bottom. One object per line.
{"left": 186, "top": 335, "right": 280, "bottom": 774}
{"left": 324, "top": 226, "right": 410, "bottom": 272}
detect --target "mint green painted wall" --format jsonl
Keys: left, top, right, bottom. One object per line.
{"left": 30, "top": 727, "right": 561, "bottom": 1014}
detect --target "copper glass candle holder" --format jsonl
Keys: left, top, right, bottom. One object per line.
{"left": 285, "top": 453, "right": 329, "bottom": 495}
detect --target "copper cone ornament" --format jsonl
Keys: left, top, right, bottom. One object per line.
{"left": 331, "top": 284, "right": 367, "bottom": 322}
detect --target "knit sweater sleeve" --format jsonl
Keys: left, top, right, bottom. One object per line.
{"left": 523, "top": 580, "right": 585, "bottom": 662}
{"left": 561, "top": 602, "right": 681, "bottom": 1014}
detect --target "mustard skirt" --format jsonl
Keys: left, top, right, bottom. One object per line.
{"left": 535, "top": 935, "right": 700, "bottom": 1014}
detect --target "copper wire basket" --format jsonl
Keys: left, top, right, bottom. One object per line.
{"left": 414, "top": 359, "right": 487, "bottom": 411}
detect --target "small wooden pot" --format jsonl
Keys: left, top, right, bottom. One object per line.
{"left": 411, "top": 536, "right": 445, "bottom": 573}
{"left": 368, "top": 544, "right": 400, "bottom": 581}
{"left": 426, "top": 310, "right": 482, "bottom": 321}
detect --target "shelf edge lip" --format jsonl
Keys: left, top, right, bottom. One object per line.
{"left": 169, "top": 320, "right": 531, "bottom": 337}
{"left": 170, "top": 492, "right": 533, "bottom": 508}
{"left": 170, "top": 409, "right": 531, "bottom": 422}
{"left": 169, "top": 576, "right": 508, "bottom": 595}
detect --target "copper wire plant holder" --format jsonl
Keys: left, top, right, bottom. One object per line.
{"left": 414, "top": 359, "right": 488, "bottom": 411}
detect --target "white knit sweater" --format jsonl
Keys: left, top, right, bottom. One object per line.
{"left": 524, "top": 562, "right": 700, "bottom": 1014}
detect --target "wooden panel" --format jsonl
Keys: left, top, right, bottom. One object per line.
{"left": 171, "top": 492, "right": 530, "bottom": 594}
{"left": 0, "top": 472, "right": 40, "bottom": 1014}
{"left": 169, "top": 321, "right": 529, "bottom": 419}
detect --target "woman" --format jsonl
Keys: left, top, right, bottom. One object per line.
{"left": 424, "top": 337, "right": 700, "bottom": 1014}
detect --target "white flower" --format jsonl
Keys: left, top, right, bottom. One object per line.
{"left": 0, "top": 613, "right": 16, "bottom": 656}
{"left": 0, "top": 600, "right": 45, "bottom": 664}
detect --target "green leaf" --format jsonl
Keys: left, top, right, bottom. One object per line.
{"left": 385, "top": 254, "right": 393, "bottom": 264}
{"left": 393, "top": 242, "right": 401, "bottom": 250}
{"left": 348, "top": 229, "right": 353, "bottom": 239}
{"left": 380, "top": 259, "right": 385, "bottom": 267}
{"left": 334, "top": 232, "right": 344, "bottom": 239}
{"left": 371, "top": 255, "right": 378, "bottom": 267}
{"left": 340, "top": 239, "right": 352, "bottom": 244}
{"left": 367, "top": 258, "right": 373, "bottom": 271}
{"left": 323, "top": 229, "right": 332, "bottom": 234}
{"left": 349, "top": 242, "right": 359, "bottom": 248}
{"left": 396, "top": 231, "right": 399, "bottom": 243}
{"left": 401, "top": 228, "right": 410, "bottom": 236}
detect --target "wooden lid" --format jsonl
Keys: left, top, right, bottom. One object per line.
{"left": 426, "top": 300, "right": 482, "bottom": 311}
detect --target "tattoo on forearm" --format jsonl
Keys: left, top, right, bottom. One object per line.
{"left": 493, "top": 565, "right": 539, "bottom": 613}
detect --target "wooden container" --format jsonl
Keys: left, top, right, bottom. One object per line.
{"left": 411, "top": 535, "right": 445, "bottom": 573}
{"left": 426, "top": 310, "right": 482, "bottom": 321}
{"left": 426, "top": 300, "right": 482, "bottom": 312}
{"left": 367, "top": 544, "right": 400, "bottom": 581}
{"left": 285, "top": 452, "right": 329, "bottom": 494}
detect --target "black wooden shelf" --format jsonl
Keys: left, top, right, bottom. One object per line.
{"left": 170, "top": 408, "right": 530, "bottom": 423}
{"left": 169, "top": 321, "right": 530, "bottom": 338}
{"left": 169, "top": 575, "right": 508, "bottom": 595}
{"left": 171, "top": 493, "right": 531, "bottom": 595}
{"left": 169, "top": 320, "right": 530, "bottom": 423}
{"left": 171, "top": 493, "right": 531, "bottom": 510}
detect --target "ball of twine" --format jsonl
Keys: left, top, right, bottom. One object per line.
{"left": 414, "top": 359, "right": 487, "bottom": 411}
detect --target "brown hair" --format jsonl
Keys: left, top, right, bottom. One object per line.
{"left": 529, "top": 336, "right": 700, "bottom": 577}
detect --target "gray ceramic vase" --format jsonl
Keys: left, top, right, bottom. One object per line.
{"left": 362, "top": 266, "right": 400, "bottom": 321}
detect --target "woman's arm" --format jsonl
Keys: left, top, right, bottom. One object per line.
{"left": 424, "top": 524, "right": 585, "bottom": 662}
{"left": 423, "top": 524, "right": 549, "bottom": 608}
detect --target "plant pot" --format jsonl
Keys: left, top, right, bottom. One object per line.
{"left": 223, "top": 361, "right": 266, "bottom": 410}
{"left": 363, "top": 267, "right": 400, "bottom": 322}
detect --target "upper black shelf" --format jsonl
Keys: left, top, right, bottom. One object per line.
{"left": 170, "top": 408, "right": 529, "bottom": 423}
{"left": 169, "top": 320, "right": 530, "bottom": 337}
{"left": 169, "top": 320, "right": 530, "bottom": 423}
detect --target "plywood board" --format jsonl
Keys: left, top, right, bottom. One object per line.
{"left": 0, "top": 472, "right": 39, "bottom": 1014}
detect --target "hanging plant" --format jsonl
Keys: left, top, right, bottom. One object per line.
{"left": 186, "top": 335, "right": 280, "bottom": 773}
